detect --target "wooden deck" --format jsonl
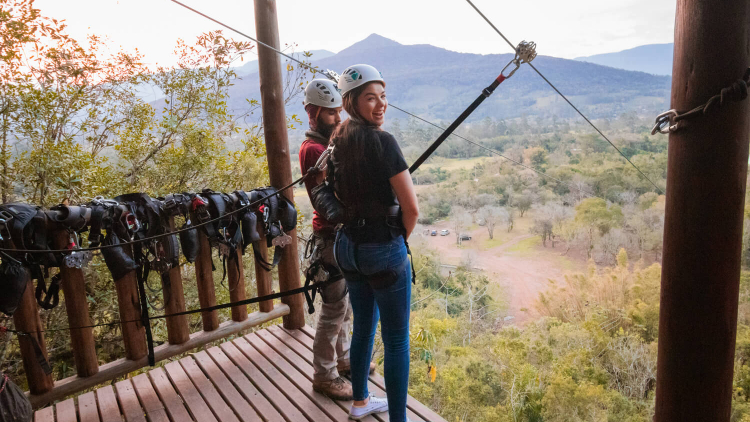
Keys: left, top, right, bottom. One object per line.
{"left": 32, "top": 325, "right": 446, "bottom": 422}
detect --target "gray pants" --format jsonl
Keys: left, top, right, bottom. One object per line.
{"left": 311, "top": 232, "right": 352, "bottom": 382}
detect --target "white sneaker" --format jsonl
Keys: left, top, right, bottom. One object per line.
{"left": 349, "top": 394, "right": 388, "bottom": 420}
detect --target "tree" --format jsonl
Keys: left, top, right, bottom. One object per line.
{"left": 0, "top": 0, "right": 49, "bottom": 203}
{"left": 504, "top": 207, "right": 515, "bottom": 232}
{"left": 532, "top": 217, "right": 554, "bottom": 247}
{"left": 516, "top": 191, "right": 534, "bottom": 217}
{"left": 477, "top": 205, "right": 503, "bottom": 240}
{"left": 11, "top": 14, "right": 145, "bottom": 205}
{"left": 449, "top": 205, "right": 471, "bottom": 245}
{"left": 574, "top": 198, "right": 624, "bottom": 258}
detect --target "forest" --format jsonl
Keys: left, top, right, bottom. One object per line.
{"left": 2, "top": 2, "right": 750, "bottom": 421}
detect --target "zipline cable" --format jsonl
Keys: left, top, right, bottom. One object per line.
{"left": 168, "top": 0, "right": 599, "bottom": 201}
{"left": 464, "top": 0, "right": 664, "bottom": 195}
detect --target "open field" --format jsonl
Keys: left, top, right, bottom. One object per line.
{"left": 414, "top": 210, "right": 586, "bottom": 324}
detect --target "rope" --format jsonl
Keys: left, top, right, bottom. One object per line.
{"left": 464, "top": 0, "right": 664, "bottom": 195}
{"left": 0, "top": 174, "right": 307, "bottom": 254}
{"left": 652, "top": 68, "right": 750, "bottom": 134}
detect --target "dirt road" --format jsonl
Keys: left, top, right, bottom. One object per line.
{"left": 416, "top": 216, "right": 585, "bottom": 324}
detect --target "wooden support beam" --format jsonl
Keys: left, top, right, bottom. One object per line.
{"left": 254, "top": 0, "right": 305, "bottom": 329}
{"left": 194, "top": 231, "right": 219, "bottom": 331}
{"left": 27, "top": 304, "right": 290, "bottom": 408}
{"left": 54, "top": 231, "right": 98, "bottom": 378}
{"left": 13, "top": 275, "right": 53, "bottom": 395}
{"left": 654, "top": 0, "right": 750, "bottom": 420}
{"left": 227, "top": 246, "right": 248, "bottom": 322}
{"left": 162, "top": 217, "right": 190, "bottom": 344}
{"left": 253, "top": 223, "right": 274, "bottom": 313}
{"left": 113, "top": 244, "right": 147, "bottom": 361}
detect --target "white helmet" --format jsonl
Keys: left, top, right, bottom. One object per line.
{"left": 303, "top": 79, "right": 342, "bottom": 108}
{"left": 338, "top": 64, "right": 385, "bottom": 96}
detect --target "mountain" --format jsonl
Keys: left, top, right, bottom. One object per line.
{"left": 227, "top": 34, "right": 671, "bottom": 124}
{"left": 233, "top": 49, "right": 335, "bottom": 76}
{"left": 575, "top": 44, "right": 674, "bottom": 76}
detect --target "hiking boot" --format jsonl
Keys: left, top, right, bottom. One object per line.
{"left": 349, "top": 394, "right": 388, "bottom": 420}
{"left": 313, "top": 376, "right": 353, "bottom": 401}
{"left": 338, "top": 362, "right": 376, "bottom": 377}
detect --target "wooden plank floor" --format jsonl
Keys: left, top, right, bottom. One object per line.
{"left": 33, "top": 325, "right": 446, "bottom": 422}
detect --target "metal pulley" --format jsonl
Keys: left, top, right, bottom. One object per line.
{"left": 501, "top": 40, "right": 537, "bottom": 79}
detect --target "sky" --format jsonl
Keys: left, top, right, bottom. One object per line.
{"left": 34, "top": 0, "right": 676, "bottom": 67}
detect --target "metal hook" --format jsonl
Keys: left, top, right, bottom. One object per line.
{"left": 500, "top": 41, "right": 537, "bottom": 79}
{"left": 651, "top": 109, "right": 679, "bottom": 135}
{"left": 501, "top": 59, "right": 522, "bottom": 79}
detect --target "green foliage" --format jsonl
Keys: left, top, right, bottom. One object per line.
{"left": 0, "top": 1, "right": 309, "bottom": 388}
{"left": 409, "top": 253, "right": 663, "bottom": 422}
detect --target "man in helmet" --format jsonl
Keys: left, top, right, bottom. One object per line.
{"left": 299, "top": 78, "right": 373, "bottom": 400}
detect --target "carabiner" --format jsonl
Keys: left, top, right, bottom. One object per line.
{"left": 501, "top": 59, "right": 521, "bottom": 79}
{"left": 651, "top": 109, "right": 679, "bottom": 135}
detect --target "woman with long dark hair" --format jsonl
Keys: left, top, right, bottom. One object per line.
{"left": 330, "top": 64, "right": 419, "bottom": 422}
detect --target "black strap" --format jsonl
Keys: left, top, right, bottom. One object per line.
{"left": 405, "top": 241, "right": 416, "bottom": 285}
{"left": 134, "top": 249, "right": 155, "bottom": 366}
{"left": 25, "top": 333, "right": 53, "bottom": 375}
{"left": 408, "top": 76, "right": 506, "bottom": 173}
{"left": 303, "top": 264, "right": 319, "bottom": 314}
{"left": 35, "top": 273, "right": 61, "bottom": 310}
{"left": 252, "top": 243, "right": 283, "bottom": 272}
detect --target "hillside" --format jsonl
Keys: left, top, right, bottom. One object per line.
{"left": 228, "top": 34, "right": 671, "bottom": 123}
{"left": 575, "top": 43, "right": 674, "bottom": 76}
{"left": 232, "top": 49, "right": 335, "bottom": 76}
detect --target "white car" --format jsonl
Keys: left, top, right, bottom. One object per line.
{"left": 440, "top": 229, "right": 450, "bottom": 236}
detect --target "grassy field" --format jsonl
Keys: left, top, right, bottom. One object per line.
{"left": 420, "top": 157, "right": 489, "bottom": 172}
{"left": 505, "top": 236, "right": 542, "bottom": 256}
{"left": 480, "top": 213, "right": 534, "bottom": 251}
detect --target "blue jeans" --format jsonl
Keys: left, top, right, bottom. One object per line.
{"left": 334, "top": 230, "right": 411, "bottom": 422}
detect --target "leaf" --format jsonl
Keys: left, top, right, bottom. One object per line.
{"left": 429, "top": 365, "right": 437, "bottom": 382}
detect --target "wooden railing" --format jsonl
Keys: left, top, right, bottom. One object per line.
{"left": 10, "top": 210, "right": 302, "bottom": 408}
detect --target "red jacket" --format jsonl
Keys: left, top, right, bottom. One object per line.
{"left": 299, "top": 133, "right": 334, "bottom": 233}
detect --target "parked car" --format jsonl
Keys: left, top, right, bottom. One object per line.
{"left": 459, "top": 234, "right": 472, "bottom": 241}
{"left": 431, "top": 230, "right": 437, "bottom": 236}
{"left": 440, "top": 229, "right": 450, "bottom": 236}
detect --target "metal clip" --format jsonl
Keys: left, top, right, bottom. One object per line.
{"left": 321, "top": 69, "right": 340, "bottom": 84}
{"left": 272, "top": 234, "right": 293, "bottom": 248}
{"left": 314, "top": 145, "right": 334, "bottom": 173}
{"left": 0, "top": 210, "right": 12, "bottom": 241}
{"left": 500, "top": 41, "right": 537, "bottom": 79}
{"left": 501, "top": 59, "right": 521, "bottom": 79}
{"left": 91, "top": 196, "right": 119, "bottom": 208}
{"left": 651, "top": 109, "right": 680, "bottom": 135}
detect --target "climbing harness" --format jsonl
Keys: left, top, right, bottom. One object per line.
{"left": 651, "top": 67, "right": 750, "bottom": 135}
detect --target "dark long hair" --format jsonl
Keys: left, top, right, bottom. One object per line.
{"left": 330, "top": 82, "right": 384, "bottom": 206}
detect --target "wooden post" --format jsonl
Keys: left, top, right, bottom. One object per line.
{"left": 161, "top": 218, "right": 190, "bottom": 344}
{"left": 194, "top": 231, "right": 219, "bottom": 331}
{"left": 53, "top": 231, "right": 98, "bottom": 378}
{"left": 254, "top": 0, "right": 305, "bottom": 329}
{"left": 227, "top": 246, "right": 248, "bottom": 322}
{"left": 253, "top": 225, "right": 274, "bottom": 313}
{"left": 13, "top": 275, "right": 53, "bottom": 395}
{"left": 654, "top": 0, "right": 750, "bottom": 420}
{"left": 113, "top": 244, "right": 147, "bottom": 361}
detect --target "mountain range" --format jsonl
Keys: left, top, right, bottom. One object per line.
{"left": 227, "top": 34, "right": 672, "bottom": 124}
{"left": 232, "top": 49, "right": 335, "bottom": 76}
{"left": 575, "top": 43, "right": 674, "bottom": 76}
